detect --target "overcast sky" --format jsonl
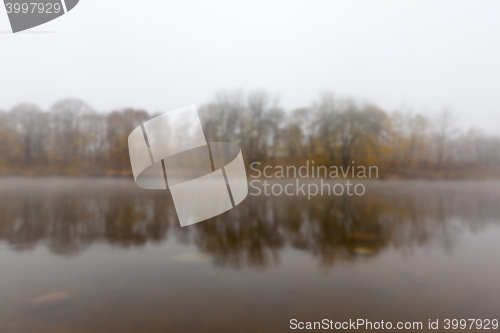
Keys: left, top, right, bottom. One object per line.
{"left": 1, "top": 0, "right": 499, "bottom": 133}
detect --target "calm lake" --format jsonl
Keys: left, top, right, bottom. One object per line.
{"left": 0, "top": 178, "right": 499, "bottom": 332}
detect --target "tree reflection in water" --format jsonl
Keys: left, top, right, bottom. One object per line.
{"left": 0, "top": 179, "right": 499, "bottom": 268}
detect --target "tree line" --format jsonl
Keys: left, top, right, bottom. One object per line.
{"left": 1, "top": 91, "right": 499, "bottom": 178}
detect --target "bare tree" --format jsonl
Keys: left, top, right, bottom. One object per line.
{"left": 50, "top": 99, "right": 94, "bottom": 167}
{"left": 312, "top": 92, "right": 339, "bottom": 162}
{"left": 434, "top": 108, "right": 458, "bottom": 168}
{"left": 11, "top": 103, "right": 49, "bottom": 166}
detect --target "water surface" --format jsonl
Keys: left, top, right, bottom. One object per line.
{"left": 1, "top": 178, "right": 499, "bottom": 332}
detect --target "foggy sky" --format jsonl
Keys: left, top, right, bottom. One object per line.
{"left": 1, "top": 0, "right": 499, "bottom": 133}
